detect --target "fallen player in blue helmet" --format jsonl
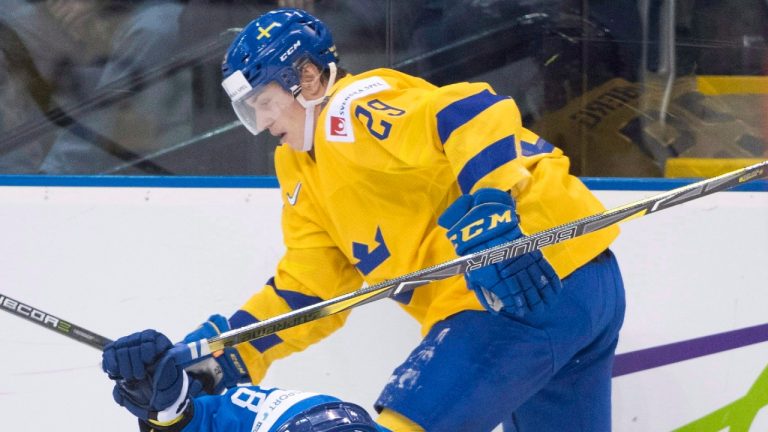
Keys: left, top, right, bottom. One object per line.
{"left": 102, "top": 329, "right": 387, "bottom": 432}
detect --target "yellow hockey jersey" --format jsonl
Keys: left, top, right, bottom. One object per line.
{"left": 232, "top": 68, "right": 619, "bottom": 383}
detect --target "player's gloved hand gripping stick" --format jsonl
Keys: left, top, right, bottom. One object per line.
{"left": 177, "top": 314, "right": 249, "bottom": 394}
{"left": 438, "top": 188, "right": 563, "bottom": 317}
{"left": 97, "top": 317, "right": 248, "bottom": 427}
{"left": 102, "top": 330, "right": 195, "bottom": 425}
{"left": 101, "top": 329, "right": 384, "bottom": 431}
{"left": 101, "top": 317, "right": 249, "bottom": 426}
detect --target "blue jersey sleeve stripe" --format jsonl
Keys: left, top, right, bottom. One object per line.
{"left": 273, "top": 287, "right": 323, "bottom": 310}
{"left": 457, "top": 135, "right": 517, "bottom": 193}
{"left": 521, "top": 137, "right": 555, "bottom": 156}
{"left": 266, "top": 276, "right": 324, "bottom": 310}
{"left": 436, "top": 89, "right": 507, "bottom": 144}
{"left": 392, "top": 290, "right": 414, "bottom": 305}
{"left": 230, "top": 309, "right": 283, "bottom": 353}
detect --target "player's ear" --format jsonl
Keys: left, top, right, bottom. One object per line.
{"left": 299, "top": 62, "right": 325, "bottom": 100}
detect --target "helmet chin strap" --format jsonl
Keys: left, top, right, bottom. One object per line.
{"left": 295, "top": 62, "right": 338, "bottom": 152}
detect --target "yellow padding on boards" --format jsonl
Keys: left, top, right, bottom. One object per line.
{"left": 696, "top": 76, "right": 768, "bottom": 95}
{"left": 665, "top": 158, "right": 765, "bottom": 178}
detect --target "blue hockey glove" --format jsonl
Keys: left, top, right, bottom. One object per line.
{"left": 438, "top": 188, "right": 563, "bottom": 317}
{"left": 102, "top": 329, "right": 197, "bottom": 425}
{"left": 181, "top": 314, "right": 250, "bottom": 395}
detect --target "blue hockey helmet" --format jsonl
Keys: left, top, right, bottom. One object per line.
{"left": 274, "top": 401, "right": 380, "bottom": 432}
{"left": 221, "top": 8, "right": 339, "bottom": 136}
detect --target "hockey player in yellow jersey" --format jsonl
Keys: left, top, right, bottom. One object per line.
{"left": 103, "top": 8, "right": 626, "bottom": 432}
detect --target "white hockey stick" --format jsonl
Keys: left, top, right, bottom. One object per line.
{"left": 169, "top": 160, "right": 767, "bottom": 365}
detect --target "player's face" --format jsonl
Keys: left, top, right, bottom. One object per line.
{"left": 246, "top": 83, "right": 308, "bottom": 151}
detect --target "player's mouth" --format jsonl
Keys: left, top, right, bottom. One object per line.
{"left": 269, "top": 128, "right": 287, "bottom": 143}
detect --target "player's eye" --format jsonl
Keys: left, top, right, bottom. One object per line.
{"left": 257, "top": 98, "right": 272, "bottom": 109}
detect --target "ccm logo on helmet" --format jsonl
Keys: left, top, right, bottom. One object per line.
{"left": 280, "top": 40, "right": 302, "bottom": 62}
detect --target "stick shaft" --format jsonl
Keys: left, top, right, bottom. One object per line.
{"left": 0, "top": 292, "right": 213, "bottom": 372}
{"left": 208, "top": 160, "right": 768, "bottom": 351}
{"left": 0, "top": 293, "right": 112, "bottom": 350}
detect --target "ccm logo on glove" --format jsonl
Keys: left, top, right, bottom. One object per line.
{"left": 447, "top": 208, "right": 514, "bottom": 246}
{"left": 439, "top": 188, "right": 563, "bottom": 317}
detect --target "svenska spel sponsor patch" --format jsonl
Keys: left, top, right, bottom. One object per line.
{"left": 325, "top": 76, "right": 390, "bottom": 142}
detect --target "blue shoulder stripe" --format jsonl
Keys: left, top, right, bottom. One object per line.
{"left": 436, "top": 89, "right": 507, "bottom": 144}
{"left": 230, "top": 309, "right": 283, "bottom": 353}
{"left": 457, "top": 135, "right": 517, "bottom": 193}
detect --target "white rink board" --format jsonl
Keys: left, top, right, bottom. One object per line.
{"left": 0, "top": 185, "right": 766, "bottom": 431}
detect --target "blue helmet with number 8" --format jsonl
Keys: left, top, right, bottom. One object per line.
{"left": 221, "top": 8, "right": 339, "bottom": 135}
